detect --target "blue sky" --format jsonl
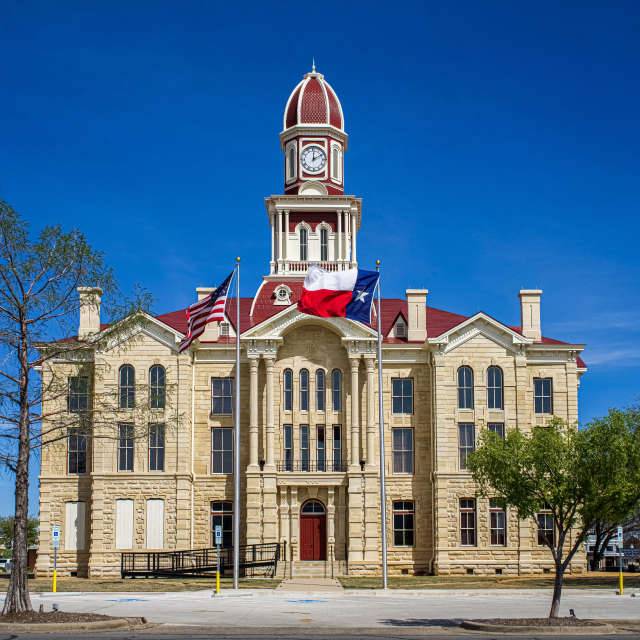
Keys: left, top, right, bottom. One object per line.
{"left": 1, "top": 0, "right": 639, "bottom": 515}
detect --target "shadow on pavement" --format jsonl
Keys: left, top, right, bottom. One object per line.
{"left": 378, "top": 618, "right": 463, "bottom": 627}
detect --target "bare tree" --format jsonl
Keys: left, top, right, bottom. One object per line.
{"left": 588, "top": 511, "right": 640, "bottom": 571}
{"left": 0, "top": 198, "right": 180, "bottom": 613}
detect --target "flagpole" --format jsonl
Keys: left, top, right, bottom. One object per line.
{"left": 376, "top": 260, "right": 388, "bottom": 590}
{"left": 234, "top": 257, "right": 241, "bottom": 590}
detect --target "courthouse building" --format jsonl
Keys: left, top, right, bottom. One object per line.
{"left": 36, "top": 68, "right": 588, "bottom": 578}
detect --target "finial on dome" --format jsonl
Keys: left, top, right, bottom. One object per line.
{"left": 312, "top": 58, "right": 315, "bottom": 73}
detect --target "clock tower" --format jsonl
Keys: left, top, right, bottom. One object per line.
{"left": 261, "top": 66, "right": 360, "bottom": 288}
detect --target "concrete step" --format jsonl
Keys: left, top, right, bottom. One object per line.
{"left": 275, "top": 560, "right": 349, "bottom": 579}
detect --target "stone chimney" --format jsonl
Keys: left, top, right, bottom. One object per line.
{"left": 405, "top": 289, "right": 428, "bottom": 342}
{"left": 196, "top": 287, "right": 219, "bottom": 341}
{"left": 78, "top": 287, "right": 103, "bottom": 339}
{"left": 518, "top": 289, "right": 542, "bottom": 341}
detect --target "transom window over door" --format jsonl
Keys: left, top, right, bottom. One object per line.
{"left": 457, "top": 366, "right": 473, "bottom": 409}
{"left": 300, "top": 228, "right": 308, "bottom": 261}
{"left": 487, "top": 366, "right": 503, "bottom": 410}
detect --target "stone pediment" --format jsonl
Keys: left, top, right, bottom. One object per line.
{"left": 242, "top": 305, "right": 377, "bottom": 342}
{"left": 101, "top": 313, "right": 182, "bottom": 354}
{"left": 428, "top": 313, "right": 530, "bottom": 356}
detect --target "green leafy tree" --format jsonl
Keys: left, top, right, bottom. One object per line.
{"left": 0, "top": 198, "right": 182, "bottom": 613}
{"left": 467, "top": 411, "right": 640, "bottom": 618}
{"left": 0, "top": 516, "right": 39, "bottom": 551}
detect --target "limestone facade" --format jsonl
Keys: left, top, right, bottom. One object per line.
{"left": 35, "top": 67, "right": 588, "bottom": 579}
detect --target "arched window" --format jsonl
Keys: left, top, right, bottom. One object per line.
{"left": 320, "top": 228, "right": 328, "bottom": 261}
{"left": 332, "top": 147, "right": 340, "bottom": 180}
{"left": 119, "top": 365, "right": 135, "bottom": 409}
{"left": 284, "top": 369, "right": 293, "bottom": 412}
{"left": 316, "top": 370, "right": 325, "bottom": 411}
{"left": 300, "top": 369, "right": 309, "bottom": 412}
{"left": 332, "top": 369, "right": 341, "bottom": 411}
{"left": 301, "top": 500, "right": 325, "bottom": 514}
{"left": 288, "top": 146, "right": 295, "bottom": 179}
{"left": 150, "top": 365, "right": 166, "bottom": 410}
{"left": 457, "top": 366, "right": 473, "bottom": 409}
{"left": 300, "top": 228, "right": 308, "bottom": 261}
{"left": 211, "top": 501, "right": 233, "bottom": 547}
{"left": 487, "top": 366, "right": 503, "bottom": 410}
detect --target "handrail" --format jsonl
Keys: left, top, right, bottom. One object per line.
{"left": 345, "top": 542, "right": 349, "bottom": 576}
{"left": 121, "top": 543, "right": 280, "bottom": 578}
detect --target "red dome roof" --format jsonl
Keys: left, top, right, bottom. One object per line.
{"left": 284, "top": 70, "right": 344, "bottom": 132}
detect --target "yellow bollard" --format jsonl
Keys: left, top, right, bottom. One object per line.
{"left": 620, "top": 569, "right": 624, "bottom": 596}
{"left": 53, "top": 569, "right": 57, "bottom": 594}
{"left": 216, "top": 570, "right": 220, "bottom": 594}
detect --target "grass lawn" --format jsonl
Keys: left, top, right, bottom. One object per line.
{"left": 339, "top": 573, "right": 640, "bottom": 590}
{"left": 12, "top": 576, "right": 280, "bottom": 593}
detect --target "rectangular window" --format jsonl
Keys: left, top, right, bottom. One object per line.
{"left": 488, "top": 423, "right": 504, "bottom": 438}
{"left": 67, "top": 428, "right": 87, "bottom": 474}
{"left": 393, "top": 501, "right": 414, "bottom": 547}
{"left": 392, "top": 428, "right": 414, "bottom": 474}
{"left": 64, "top": 501, "right": 85, "bottom": 551}
{"left": 219, "top": 322, "right": 230, "bottom": 337}
{"left": 118, "top": 424, "right": 134, "bottom": 472}
{"left": 458, "top": 423, "right": 474, "bottom": 470}
{"left": 212, "top": 379, "right": 233, "bottom": 415}
{"left": 284, "top": 370, "right": 292, "bottom": 411}
{"left": 317, "top": 425, "right": 325, "bottom": 471}
{"left": 537, "top": 503, "right": 554, "bottom": 546}
{"left": 534, "top": 378, "right": 553, "bottom": 415}
{"left": 300, "top": 425, "right": 309, "bottom": 472}
{"left": 68, "top": 377, "right": 88, "bottom": 413}
{"left": 149, "top": 424, "right": 165, "bottom": 472}
{"left": 490, "top": 499, "right": 506, "bottom": 546}
{"left": 320, "top": 228, "right": 328, "bottom": 261}
{"left": 116, "top": 499, "right": 134, "bottom": 549}
{"left": 391, "top": 379, "right": 413, "bottom": 414}
{"left": 211, "top": 428, "right": 233, "bottom": 474}
{"left": 284, "top": 425, "right": 293, "bottom": 471}
{"left": 333, "top": 426, "right": 341, "bottom": 470}
{"left": 460, "top": 498, "right": 476, "bottom": 546}
{"left": 146, "top": 499, "right": 164, "bottom": 549}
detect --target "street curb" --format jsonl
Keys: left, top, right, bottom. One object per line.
{"left": 460, "top": 620, "right": 615, "bottom": 635}
{"left": 0, "top": 616, "right": 146, "bottom": 632}
{"left": 39, "top": 592, "right": 86, "bottom": 597}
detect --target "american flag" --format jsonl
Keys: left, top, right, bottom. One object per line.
{"left": 179, "top": 271, "right": 234, "bottom": 353}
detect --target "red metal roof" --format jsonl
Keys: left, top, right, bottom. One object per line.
{"left": 283, "top": 73, "right": 344, "bottom": 131}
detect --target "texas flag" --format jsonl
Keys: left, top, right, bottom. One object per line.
{"left": 297, "top": 265, "right": 380, "bottom": 324}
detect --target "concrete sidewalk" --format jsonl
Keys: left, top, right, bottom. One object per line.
{"left": 276, "top": 578, "right": 344, "bottom": 592}
{"left": 19, "top": 589, "right": 640, "bottom": 629}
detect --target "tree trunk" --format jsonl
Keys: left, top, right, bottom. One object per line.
{"left": 549, "top": 558, "right": 564, "bottom": 618}
{"left": 3, "top": 337, "right": 33, "bottom": 614}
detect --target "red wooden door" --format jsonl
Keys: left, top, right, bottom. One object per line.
{"left": 300, "top": 515, "right": 327, "bottom": 560}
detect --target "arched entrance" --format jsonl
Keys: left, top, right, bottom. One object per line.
{"left": 300, "top": 500, "right": 327, "bottom": 561}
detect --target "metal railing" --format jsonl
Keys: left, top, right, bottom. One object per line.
{"left": 121, "top": 543, "right": 280, "bottom": 579}
{"left": 276, "top": 460, "right": 348, "bottom": 472}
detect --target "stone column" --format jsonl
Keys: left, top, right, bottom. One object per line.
{"left": 350, "top": 358, "right": 360, "bottom": 466}
{"left": 270, "top": 214, "right": 275, "bottom": 274}
{"left": 284, "top": 210, "right": 289, "bottom": 265}
{"left": 365, "top": 358, "right": 375, "bottom": 466}
{"left": 265, "top": 357, "right": 275, "bottom": 469}
{"left": 337, "top": 210, "right": 342, "bottom": 266}
{"left": 351, "top": 213, "right": 357, "bottom": 266}
{"left": 249, "top": 356, "right": 260, "bottom": 469}
{"left": 290, "top": 487, "right": 299, "bottom": 561}
{"left": 327, "top": 486, "right": 336, "bottom": 550}
{"left": 277, "top": 210, "right": 283, "bottom": 274}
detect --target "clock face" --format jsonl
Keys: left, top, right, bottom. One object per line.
{"left": 300, "top": 145, "right": 327, "bottom": 172}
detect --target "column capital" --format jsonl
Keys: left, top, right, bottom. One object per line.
{"left": 264, "top": 356, "right": 275, "bottom": 371}
{"left": 349, "top": 357, "right": 361, "bottom": 372}
{"left": 364, "top": 357, "right": 375, "bottom": 372}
